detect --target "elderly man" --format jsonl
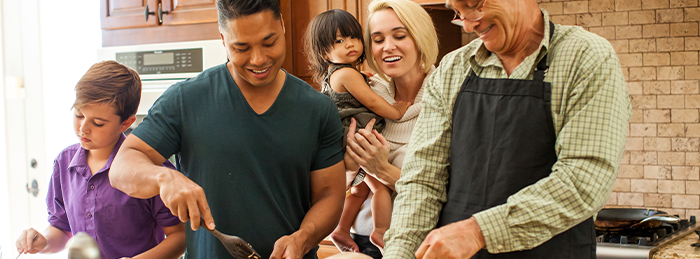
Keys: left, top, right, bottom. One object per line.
{"left": 383, "top": 0, "right": 631, "bottom": 258}
{"left": 109, "top": 0, "right": 346, "bottom": 258}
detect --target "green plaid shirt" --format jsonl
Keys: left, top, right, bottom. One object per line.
{"left": 384, "top": 9, "right": 631, "bottom": 258}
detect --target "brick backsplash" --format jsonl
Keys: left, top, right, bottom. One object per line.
{"left": 459, "top": 0, "right": 700, "bottom": 217}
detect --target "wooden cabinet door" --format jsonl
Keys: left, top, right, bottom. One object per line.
{"left": 101, "top": 0, "right": 160, "bottom": 30}
{"left": 288, "top": 0, "right": 326, "bottom": 87}
{"left": 161, "top": 0, "right": 218, "bottom": 26}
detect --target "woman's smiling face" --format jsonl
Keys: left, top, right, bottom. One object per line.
{"left": 368, "top": 9, "right": 421, "bottom": 80}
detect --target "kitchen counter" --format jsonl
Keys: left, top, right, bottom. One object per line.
{"left": 318, "top": 236, "right": 340, "bottom": 258}
{"left": 652, "top": 228, "right": 700, "bottom": 258}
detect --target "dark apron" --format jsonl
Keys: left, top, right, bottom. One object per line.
{"left": 436, "top": 22, "right": 596, "bottom": 258}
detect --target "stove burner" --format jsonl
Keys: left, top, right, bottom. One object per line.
{"left": 596, "top": 216, "right": 695, "bottom": 246}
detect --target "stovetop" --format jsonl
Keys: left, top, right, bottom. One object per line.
{"left": 596, "top": 216, "right": 698, "bottom": 259}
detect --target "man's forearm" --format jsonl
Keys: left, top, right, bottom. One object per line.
{"left": 298, "top": 162, "right": 346, "bottom": 254}
{"left": 110, "top": 147, "right": 166, "bottom": 199}
{"left": 297, "top": 188, "right": 345, "bottom": 253}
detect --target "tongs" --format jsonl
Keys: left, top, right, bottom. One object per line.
{"left": 199, "top": 219, "right": 261, "bottom": 259}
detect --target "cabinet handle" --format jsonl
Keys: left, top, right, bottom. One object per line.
{"left": 145, "top": 4, "right": 155, "bottom": 22}
{"left": 145, "top": 4, "right": 169, "bottom": 23}
{"left": 157, "top": 3, "right": 170, "bottom": 24}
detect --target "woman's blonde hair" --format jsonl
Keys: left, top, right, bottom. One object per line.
{"left": 365, "top": 0, "right": 438, "bottom": 81}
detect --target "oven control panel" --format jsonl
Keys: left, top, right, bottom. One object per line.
{"left": 116, "top": 48, "right": 203, "bottom": 75}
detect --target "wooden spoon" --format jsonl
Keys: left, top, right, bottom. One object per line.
{"left": 199, "top": 219, "right": 261, "bottom": 259}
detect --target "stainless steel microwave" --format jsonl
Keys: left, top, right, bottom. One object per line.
{"left": 97, "top": 40, "right": 227, "bottom": 115}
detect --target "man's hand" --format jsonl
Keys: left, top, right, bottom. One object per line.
{"left": 15, "top": 228, "right": 46, "bottom": 255}
{"left": 157, "top": 168, "right": 215, "bottom": 231}
{"left": 269, "top": 233, "right": 306, "bottom": 259}
{"left": 415, "top": 217, "right": 486, "bottom": 259}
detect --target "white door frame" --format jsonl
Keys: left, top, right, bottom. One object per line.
{"left": 1, "top": 0, "right": 48, "bottom": 258}
{"left": 2, "top": 0, "right": 101, "bottom": 257}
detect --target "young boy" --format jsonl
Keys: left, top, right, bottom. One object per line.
{"left": 15, "top": 60, "right": 185, "bottom": 259}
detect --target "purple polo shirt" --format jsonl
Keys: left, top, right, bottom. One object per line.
{"left": 46, "top": 133, "right": 182, "bottom": 259}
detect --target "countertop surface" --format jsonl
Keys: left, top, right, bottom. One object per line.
{"left": 652, "top": 228, "right": 700, "bottom": 258}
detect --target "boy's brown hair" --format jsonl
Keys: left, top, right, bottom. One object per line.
{"left": 72, "top": 60, "right": 141, "bottom": 122}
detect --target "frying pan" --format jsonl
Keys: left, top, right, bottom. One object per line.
{"left": 595, "top": 208, "right": 680, "bottom": 232}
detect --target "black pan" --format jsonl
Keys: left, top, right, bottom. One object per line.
{"left": 595, "top": 208, "right": 680, "bottom": 232}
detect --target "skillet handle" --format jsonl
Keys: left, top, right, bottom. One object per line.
{"left": 639, "top": 214, "right": 680, "bottom": 224}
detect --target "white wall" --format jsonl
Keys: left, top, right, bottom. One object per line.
{"left": 0, "top": 0, "right": 7, "bottom": 256}
{"left": 0, "top": 0, "right": 101, "bottom": 258}
{"left": 39, "top": 0, "right": 102, "bottom": 170}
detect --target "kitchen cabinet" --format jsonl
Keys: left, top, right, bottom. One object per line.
{"left": 99, "top": 0, "right": 461, "bottom": 86}
{"left": 161, "top": 0, "right": 218, "bottom": 26}
{"left": 100, "top": 0, "right": 160, "bottom": 30}
{"left": 101, "top": 0, "right": 217, "bottom": 29}
{"left": 100, "top": 0, "right": 219, "bottom": 46}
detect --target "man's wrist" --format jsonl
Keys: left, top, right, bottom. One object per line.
{"left": 465, "top": 217, "right": 486, "bottom": 250}
{"left": 155, "top": 167, "right": 174, "bottom": 189}
{"left": 291, "top": 225, "right": 315, "bottom": 253}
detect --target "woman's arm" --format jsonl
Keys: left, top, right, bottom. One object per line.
{"left": 130, "top": 223, "right": 186, "bottom": 259}
{"left": 331, "top": 68, "right": 410, "bottom": 120}
{"left": 345, "top": 119, "right": 401, "bottom": 191}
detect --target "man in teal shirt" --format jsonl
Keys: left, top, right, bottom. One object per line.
{"left": 109, "top": 1, "right": 346, "bottom": 258}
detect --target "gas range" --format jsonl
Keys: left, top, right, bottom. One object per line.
{"left": 596, "top": 215, "right": 698, "bottom": 259}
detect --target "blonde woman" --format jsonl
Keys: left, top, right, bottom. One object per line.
{"left": 333, "top": 1, "right": 438, "bottom": 258}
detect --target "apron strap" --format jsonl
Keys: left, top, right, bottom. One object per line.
{"left": 533, "top": 21, "right": 556, "bottom": 82}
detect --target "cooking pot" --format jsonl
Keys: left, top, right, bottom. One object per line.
{"left": 66, "top": 232, "right": 101, "bottom": 259}
{"left": 594, "top": 208, "right": 680, "bottom": 232}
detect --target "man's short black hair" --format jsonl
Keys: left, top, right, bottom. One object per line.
{"left": 217, "top": 0, "right": 281, "bottom": 29}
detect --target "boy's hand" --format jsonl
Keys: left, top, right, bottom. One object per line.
{"left": 393, "top": 101, "right": 412, "bottom": 118}
{"left": 16, "top": 228, "right": 46, "bottom": 255}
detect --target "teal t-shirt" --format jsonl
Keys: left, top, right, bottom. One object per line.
{"left": 132, "top": 64, "right": 344, "bottom": 259}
